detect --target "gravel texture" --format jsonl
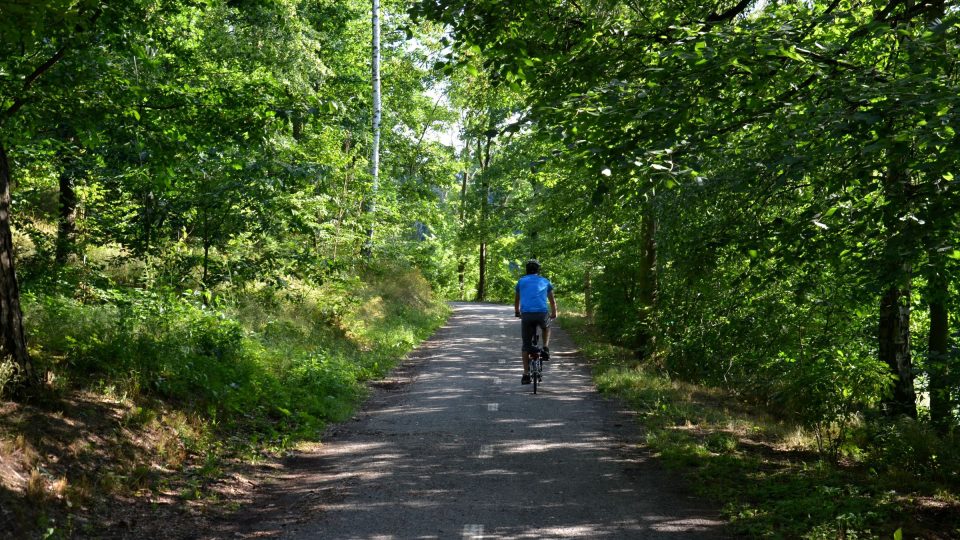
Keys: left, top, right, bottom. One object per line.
{"left": 217, "top": 302, "right": 727, "bottom": 539}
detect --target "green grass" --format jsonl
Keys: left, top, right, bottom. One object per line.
{"left": 562, "top": 313, "right": 960, "bottom": 539}
{"left": 23, "top": 261, "right": 449, "bottom": 449}
{"left": 3, "top": 259, "right": 450, "bottom": 538}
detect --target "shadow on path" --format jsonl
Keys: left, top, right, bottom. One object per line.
{"left": 209, "top": 302, "right": 727, "bottom": 539}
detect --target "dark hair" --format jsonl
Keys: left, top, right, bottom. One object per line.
{"left": 525, "top": 259, "right": 541, "bottom": 274}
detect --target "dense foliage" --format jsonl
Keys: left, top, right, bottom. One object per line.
{"left": 1, "top": 0, "right": 958, "bottom": 534}
{"left": 0, "top": 0, "right": 462, "bottom": 389}
{"left": 413, "top": 0, "right": 960, "bottom": 443}
{"left": 1, "top": 2, "right": 458, "bottom": 532}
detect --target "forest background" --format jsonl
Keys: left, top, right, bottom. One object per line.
{"left": 0, "top": 0, "right": 958, "bottom": 537}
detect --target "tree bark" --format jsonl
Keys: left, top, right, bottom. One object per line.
{"left": 925, "top": 0, "right": 952, "bottom": 433}
{"left": 0, "top": 143, "right": 33, "bottom": 391}
{"left": 363, "top": 0, "right": 382, "bottom": 257}
{"left": 879, "top": 283, "right": 916, "bottom": 417}
{"left": 457, "top": 170, "right": 469, "bottom": 300}
{"left": 635, "top": 209, "right": 658, "bottom": 358}
{"left": 55, "top": 153, "right": 79, "bottom": 264}
{"left": 927, "top": 244, "right": 952, "bottom": 430}
{"left": 928, "top": 293, "right": 951, "bottom": 429}
{"left": 584, "top": 264, "right": 593, "bottom": 323}
{"left": 476, "top": 241, "right": 486, "bottom": 302}
{"left": 54, "top": 167, "right": 77, "bottom": 264}
{"left": 292, "top": 111, "right": 304, "bottom": 141}
{"left": 475, "top": 134, "right": 492, "bottom": 302}
{"left": 878, "top": 141, "right": 917, "bottom": 417}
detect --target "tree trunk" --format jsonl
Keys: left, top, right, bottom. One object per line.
{"left": 363, "top": 0, "right": 382, "bottom": 257}
{"left": 878, "top": 142, "right": 917, "bottom": 417}
{"left": 457, "top": 170, "right": 469, "bottom": 300}
{"left": 635, "top": 210, "right": 658, "bottom": 358}
{"left": 928, "top": 295, "right": 950, "bottom": 429}
{"left": 292, "top": 112, "right": 304, "bottom": 141}
{"left": 55, "top": 155, "right": 79, "bottom": 264}
{"left": 0, "top": 142, "right": 33, "bottom": 392}
{"left": 925, "top": 0, "right": 951, "bottom": 432}
{"left": 475, "top": 135, "right": 491, "bottom": 301}
{"left": 141, "top": 191, "right": 154, "bottom": 255}
{"left": 476, "top": 242, "right": 486, "bottom": 302}
{"left": 879, "top": 283, "right": 916, "bottom": 417}
{"left": 584, "top": 264, "right": 593, "bottom": 323}
{"left": 927, "top": 248, "right": 952, "bottom": 430}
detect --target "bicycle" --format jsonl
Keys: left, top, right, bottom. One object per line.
{"left": 529, "top": 324, "right": 549, "bottom": 394}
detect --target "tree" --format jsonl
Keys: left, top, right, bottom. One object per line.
{"left": 0, "top": 0, "right": 107, "bottom": 390}
{"left": 414, "top": 0, "right": 960, "bottom": 426}
{"left": 364, "top": 0, "right": 382, "bottom": 256}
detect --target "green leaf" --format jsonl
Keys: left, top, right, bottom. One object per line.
{"left": 779, "top": 47, "right": 806, "bottom": 63}
{"left": 894, "top": 528, "right": 903, "bottom": 540}
{"left": 730, "top": 58, "right": 752, "bottom": 73}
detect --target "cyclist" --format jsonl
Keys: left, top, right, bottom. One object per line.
{"left": 514, "top": 259, "right": 557, "bottom": 384}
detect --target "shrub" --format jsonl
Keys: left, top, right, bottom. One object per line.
{"left": 22, "top": 262, "right": 448, "bottom": 444}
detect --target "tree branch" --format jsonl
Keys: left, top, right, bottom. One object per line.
{"left": 706, "top": 0, "right": 753, "bottom": 23}
{"left": 1, "top": 8, "right": 101, "bottom": 124}
{"left": 1, "top": 45, "right": 68, "bottom": 122}
{"left": 21, "top": 45, "right": 68, "bottom": 91}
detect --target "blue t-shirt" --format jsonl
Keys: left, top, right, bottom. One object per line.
{"left": 515, "top": 274, "right": 553, "bottom": 313}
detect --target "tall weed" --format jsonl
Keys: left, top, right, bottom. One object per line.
{"left": 23, "top": 262, "right": 448, "bottom": 443}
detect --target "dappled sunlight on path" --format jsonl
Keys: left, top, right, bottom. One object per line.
{"left": 220, "top": 302, "right": 725, "bottom": 539}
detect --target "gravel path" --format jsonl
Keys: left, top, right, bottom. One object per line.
{"left": 220, "top": 302, "right": 726, "bottom": 539}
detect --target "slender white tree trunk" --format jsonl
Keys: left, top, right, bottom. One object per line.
{"left": 365, "top": 0, "right": 381, "bottom": 255}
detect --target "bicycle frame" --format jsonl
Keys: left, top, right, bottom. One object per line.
{"left": 530, "top": 325, "right": 545, "bottom": 394}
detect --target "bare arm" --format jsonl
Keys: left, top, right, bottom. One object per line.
{"left": 514, "top": 290, "right": 521, "bottom": 317}
{"left": 548, "top": 290, "right": 557, "bottom": 319}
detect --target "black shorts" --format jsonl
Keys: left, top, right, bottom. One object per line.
{"left": 520, "top": 312, "right": 549, "bottom": 352}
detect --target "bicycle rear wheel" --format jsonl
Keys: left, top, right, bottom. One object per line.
{"left": 532, "top": 358, "right": 540, "bottom": 394}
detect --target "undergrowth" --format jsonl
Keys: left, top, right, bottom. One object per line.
{"left": 2, "top": 260, "right": 448, "bottom": 537}
{"left": 24, "top": 262, "right": 447, "bottom": 445}
{"left": 561, "top": 312, "right": 960, "bottom": 539}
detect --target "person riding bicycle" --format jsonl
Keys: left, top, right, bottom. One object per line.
{"left": 514, "top": 259, "right": 557, "bottom": 385}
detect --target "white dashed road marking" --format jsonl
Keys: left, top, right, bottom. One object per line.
{"left": 487, "top": 403, "right": 499, "bottom": 412}
{"left": 478, "top": 445, "right": 493, "bottom": 459}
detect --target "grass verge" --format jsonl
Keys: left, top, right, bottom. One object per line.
{"left": 1, "top": 262, "right": 449, "bottom": 538}
{"left": 561, "top": 313, "right": 960, "bottom": 539}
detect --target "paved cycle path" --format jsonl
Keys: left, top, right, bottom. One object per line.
{"left": 226, "top": 302, "right": 725, "bottom": 539}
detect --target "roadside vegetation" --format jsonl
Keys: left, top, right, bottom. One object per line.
{"left": 2, "top": 0, "right": 959, "bottom": 538}
{"left": 415, "top": 1, "right": 960, "bottom": 536}
{"left": 563, "top": 307, "right": 960, "bottom": 539}
{"left": 0, "top": 1, "right": 456, "bottom": 537}
{"left": 2, "top": 256, "right": 447, "bottom": 537}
